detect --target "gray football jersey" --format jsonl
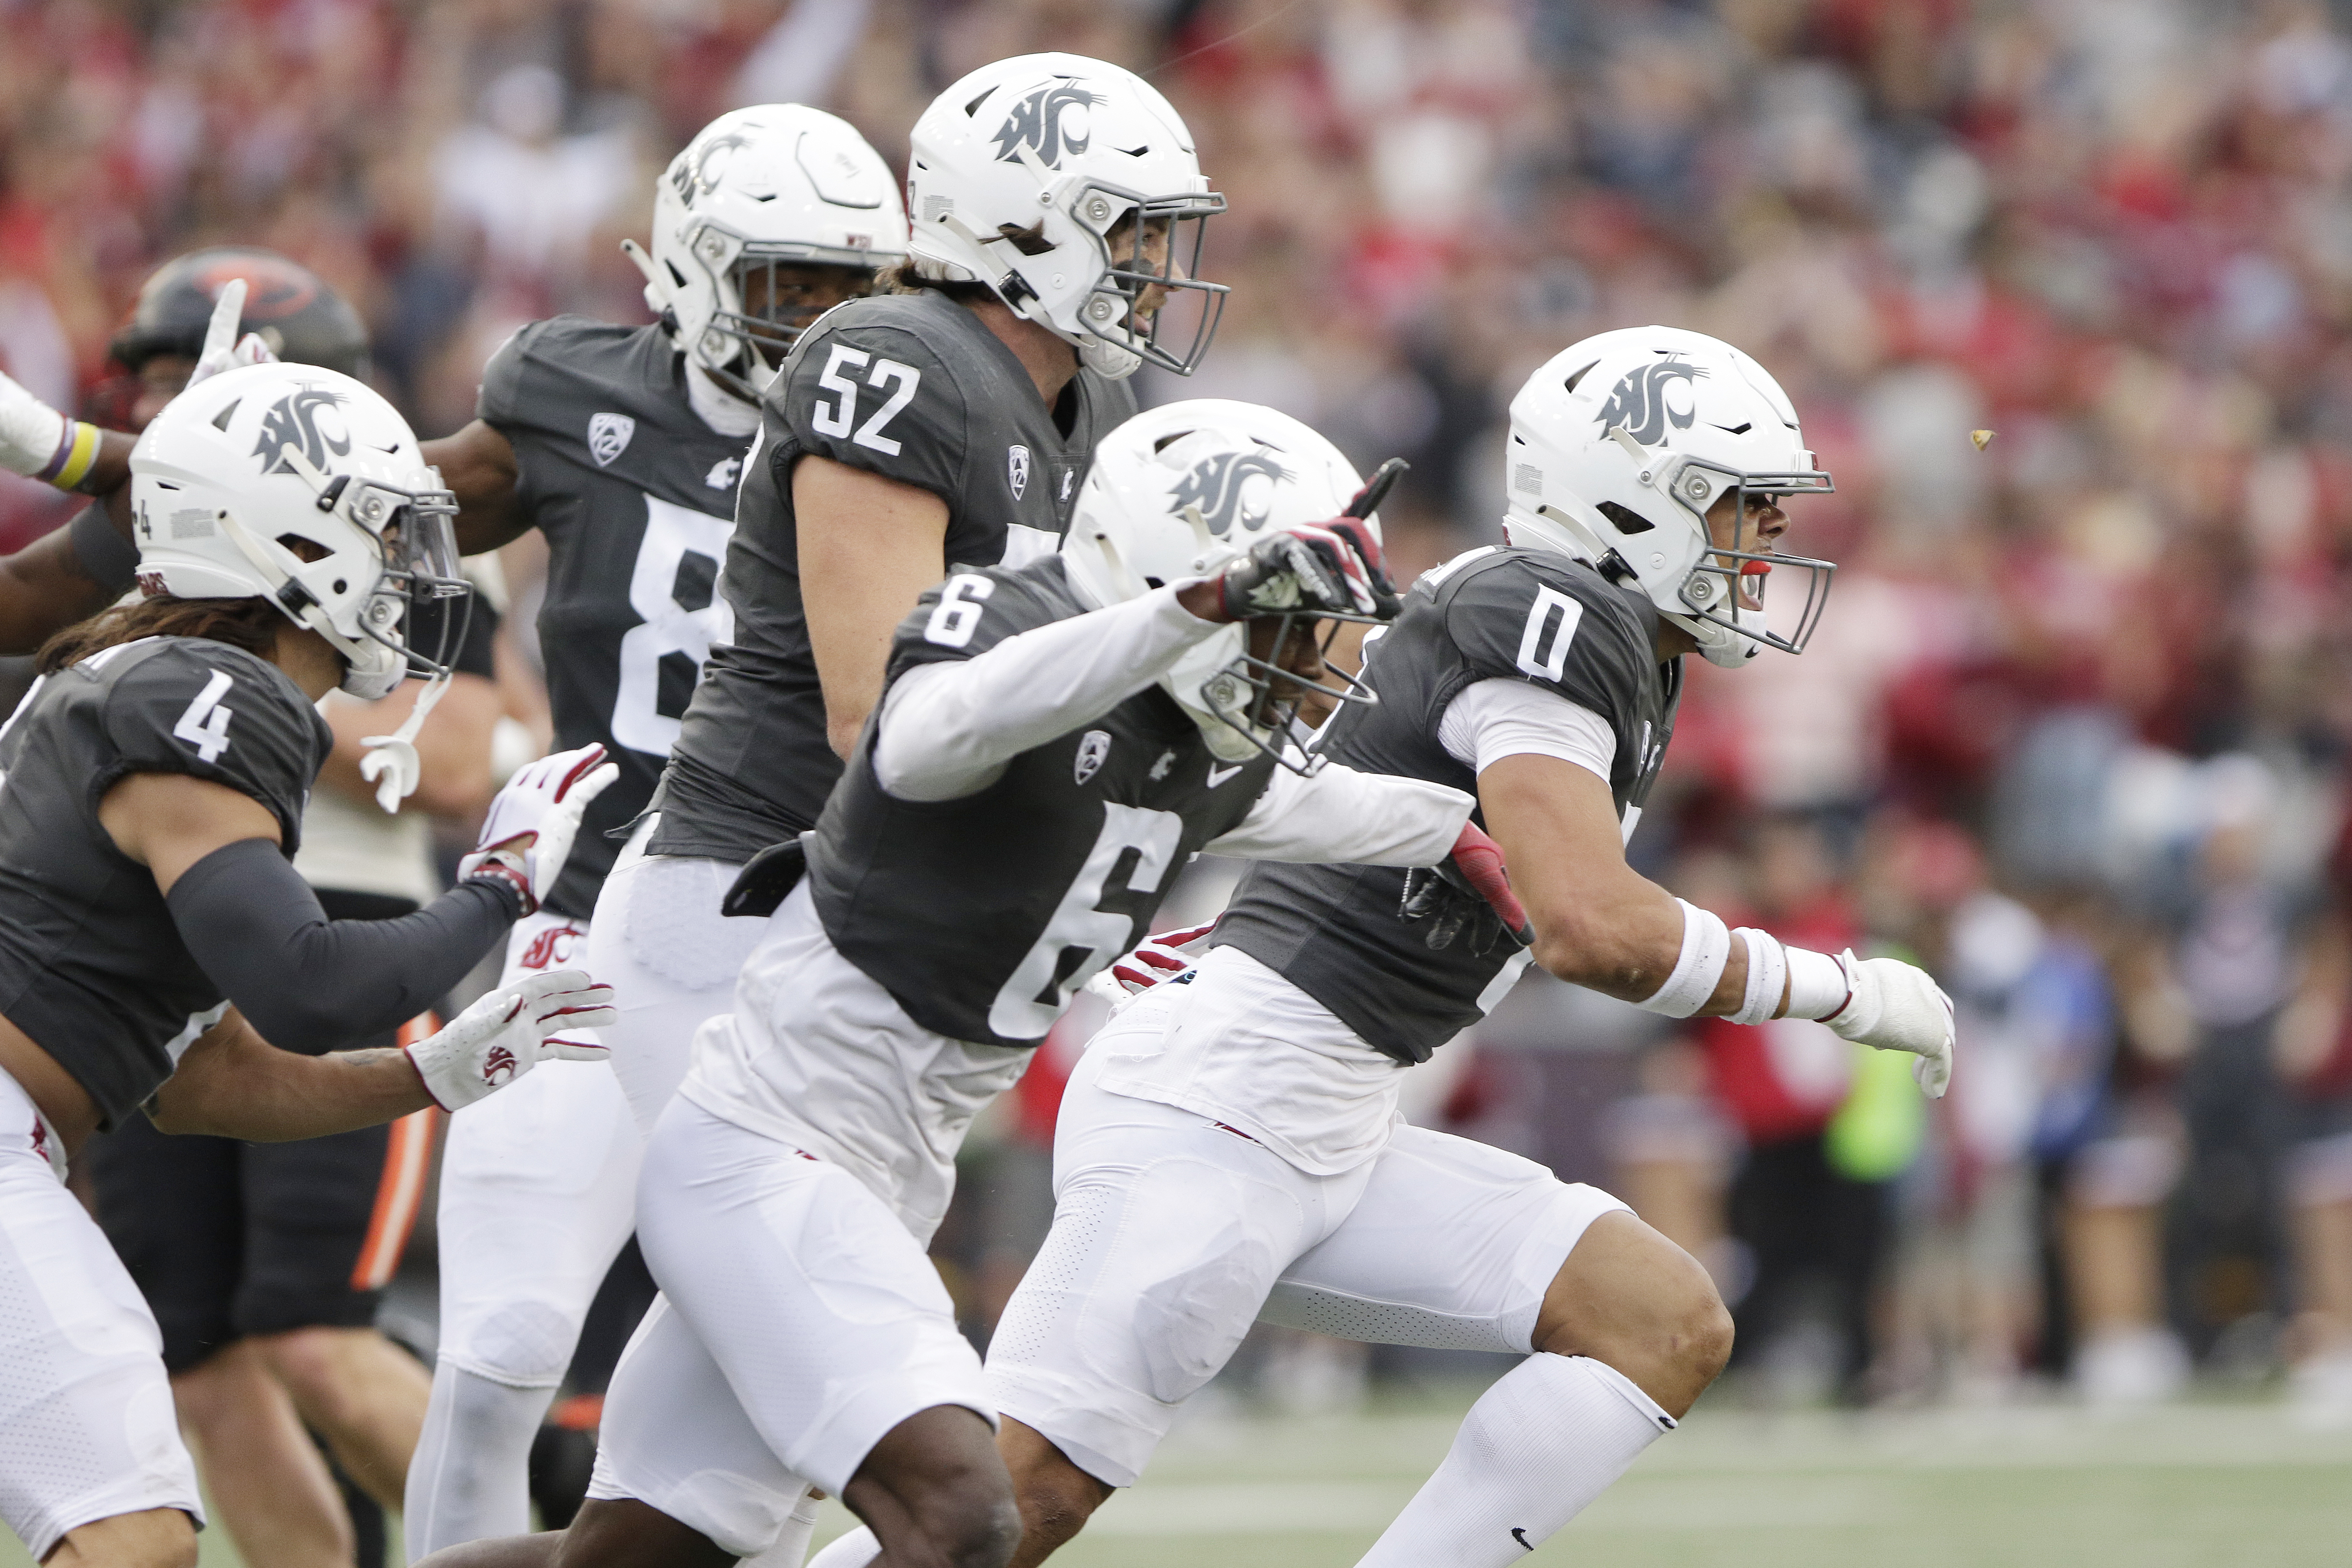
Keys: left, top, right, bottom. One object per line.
{"left": 478, "top": 317, "right": 749, "bottom": 917}
{"left": 1215, "top": 547, "right": 1681, "bottom": 1064}
{"left": 0, "top": 638, "right": 329, "bottom": 1127}
{"left": 806, "top": 557, "right": 1276, "bottom": 1048}
{"left": 650, "top": 290, "right": 1139, "bottom": 864}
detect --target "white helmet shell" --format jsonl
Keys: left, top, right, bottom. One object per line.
{"left": 1065, "top": 400, "right": 1368, "bottom": 761}
{"left": 129, "top": 362, "right": 466, "bottom": 699}
{"left": 1502, "top": 326, "right": 1836, "bottom": 668}
{"left": 907, "top": 53, "right": 1226, "bottom": 380}
{"left": 639, "top": 105, "right": 908, "bottom": 402}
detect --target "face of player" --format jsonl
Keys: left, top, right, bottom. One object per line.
{"left": 1703, "top": 487, "right": 1789, "bottom": 613}
{"left": 735, "top": 261, "right": 877, "bottom": 363}
{"left": 131, "top": 354, "right": 199, "bottom": 432}
{"left": 1105, "top": 211, "right": 1178, "bottom": 322}
{"left": 1245, "top": 614, "right": 1338, "bottom": 729}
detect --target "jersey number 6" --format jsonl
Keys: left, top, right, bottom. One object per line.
{"left": 810, "top": 346, "right": 922, "bottom": 458}
{"left": 988, "top": 803, "right": 1185, "bottom": 1041}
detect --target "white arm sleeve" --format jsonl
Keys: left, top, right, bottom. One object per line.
{"left": 872, "top": 586, "right": 1223, "bottom": 802}
{"left": 1202, "top": 762, "right": 1473, "bottom": 866}
{"left": 1436, "top": 677, "right": 1617, "bottom": 782}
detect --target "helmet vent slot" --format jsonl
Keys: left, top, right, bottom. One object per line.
{"left": 211, "top": 400, "right": 240, "bottom": 433}
{"left": 1712, "top": 421, "right": 1752, "bottom": 435}
{"left": 1152, "top": 432, "right": 1194, "bottom": 453}
{"left": 1562, "top": 359, "right": 1601, "bottom": 394}
{"left": 1597, "top": 500, "right": 1655, "bottom": 535}
{"left": 964, "top": 87, "right": 996, "bottom": 117}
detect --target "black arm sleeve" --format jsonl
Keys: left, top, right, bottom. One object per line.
{"left": 71, "top": 504, "right": 138, "bottom": 597}
{"left": 165, "top": 838, "right": 523, "bottom": 1054}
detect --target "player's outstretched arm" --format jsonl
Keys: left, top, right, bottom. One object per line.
{"left": 1202, "top": 761, "right": 1473, "bottom": 868}
{"left": 1481, "top": 752, "right": 1953, "bottom": 1094}
{"left": 422, "top": 420, "right": 533, "bottom": 555}
{"left": 151, "top": 974, "right": 616, "bottom": 1141}
{"left": 796, "top": 453, "right": 952, "bottom": 759}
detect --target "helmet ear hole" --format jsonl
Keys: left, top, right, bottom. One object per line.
{"left": 1597, "top": 500, "right": 1655, "bottom": 535}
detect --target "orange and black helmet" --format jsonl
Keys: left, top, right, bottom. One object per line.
{"left": 109, "top": 247, "right": 368, "bottom": 378}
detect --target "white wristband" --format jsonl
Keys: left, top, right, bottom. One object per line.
{"left": 1729, "top": 927, "right": 1787, "bottom": 1025}
{"left": 1635, "top": 899, "right": 1730, "bottom": 1018}
{"left": 1781, "top": 945, "right": 1852, "bottom": 1021}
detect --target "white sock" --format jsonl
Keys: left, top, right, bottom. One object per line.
{"left": 742, "top": 1487, "right": 825, "bottom": 1567}
{"left": 805, "top": 1525, "right": 880, "bottom": 1568}
{"left": 1354, "top": 1354, "right": 1673, "bottom": 1567}
{"left": 401, "top": 1361, "right": 559, "bottom": 1562}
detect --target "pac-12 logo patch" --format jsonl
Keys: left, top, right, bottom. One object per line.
{"left": 1593, "top": 357, "right": 1705, "bottom": 446}
{"left": 992, "top": 81, "right": 1101, "bottom": 168}
{"left": 1169, "top": 449, "right": 1290, "bottom": 537}
{"left": 1074, "top": 729, "right": 1112, "bottom": 785}
{"left": 588, "top": 412, "right": 636, "bottom": 467}
{"left": 252, "top": 386, "right": 351, "bottom": 475}
{"left": 1008, "top": 444, "right": 1031, "bottom": 500}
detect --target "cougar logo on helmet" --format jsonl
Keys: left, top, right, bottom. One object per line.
{"left": 1595, "top": 358, "right": 1707, "bottom": 447}
{"left": 671, "top": 131, "right": 754, "bottom": 208}
{"left": 251, "top": 387, "right": 352, "bottom": 475}
{"left": 992, "top": 82, "right": 1101, "bottom": 168}
{"left": 1169, "top": 450, "right": 1291, "bottom": 538}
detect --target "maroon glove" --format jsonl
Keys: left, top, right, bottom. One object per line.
{"left": 1104, "top": 920, "right": 1219, "bottom": 994}
{"left": 1447, "top": 822, "right": 1533, "bottom": 948}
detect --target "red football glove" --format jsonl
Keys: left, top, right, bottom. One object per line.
{"left": 1103, "top": 920, "right": 1218, "bottom": 994}
{"left": 1447, "top": 823, "right": 1533, "bottom": 948}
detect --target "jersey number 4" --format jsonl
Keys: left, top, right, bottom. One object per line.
{"left": 988, "top": 803, "right": 1185, "bottom": 1041}
{"left": 173, "top": 671, "right": 235, "bottom": 763}
{"left": 810, "top": 346, "right": 921, "bottom": 457}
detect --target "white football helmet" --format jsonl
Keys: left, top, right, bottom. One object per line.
{"left": 630, "top": 105, "right": 908, "bottom": 402}
{"left": 1502, "top": 326, "right": 1836, "bottom": 668}
{"left": 907, "top": 53, "right": 1226, "bottom": 380}
{"left": 129, "top": 361, "right": 466, "bottom": 699}
{"left": 1065, "top": 400, "right": 1376, "bottom": 768}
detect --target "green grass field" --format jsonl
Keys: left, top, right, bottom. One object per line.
{"left": 10, "top": 1393, "right": 2351, "bottom": 1567}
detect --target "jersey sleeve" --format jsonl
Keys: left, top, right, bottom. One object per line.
{"left": 885, "top": 565, "right": 1067, "bottom": 680}
{"left": 1440, "top": 559, "right": 1651, "bottom": 733}
{"left": 102, "top": 645, "right": 324, "bottom": 845}
{"left": 473, "top": 321, "right": 544, "bottom": 433}
{"left": 780, "top": 321, "right": 969, "bottom": 503}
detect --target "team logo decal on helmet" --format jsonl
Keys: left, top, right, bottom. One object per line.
{"left": 252, "top": 387, "right": 351, "bottom": 474}
{"left": 992, "top": 82, "right": 1101, "bottom": 167}
{"left": 1594, "top": 358, "right": 1706, "bottom": 446}
{"left": 1170, "top": 449, "right": 1290, "bottom": 537}
{"left": 670, "top": 132, "right": 754, "bottom": 206}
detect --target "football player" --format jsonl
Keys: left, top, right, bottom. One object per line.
{"left": 416, "top": 403, "right": 1528, "bottom": 1568}
{"left": 400, "top": 105, "right": 910, "bottom": 1559}
{"left": 806, "top": 329, "right": 1959, "bottom": 1568}
{"left": 610, "top": 49, "right": 1225, "bottom": 1130}
{"left": 0, "top": 360, "right": 619, "bottom": 1568}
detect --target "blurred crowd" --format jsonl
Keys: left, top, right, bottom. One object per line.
{"left": 8, "top": 0, "right": 2352, "bottom": 1417}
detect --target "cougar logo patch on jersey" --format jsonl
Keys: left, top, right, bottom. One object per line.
{"left": 1594, "top": 357, "right": 1706, "bottom": 446}
{"left": 1169, "top": 450, "right": 1291, "bottom": 538}
{"left": 588, "top": 412, "right": 636, "bottom": 467}
{"left": 1074, "top": 729, "right": 1112, "bottom": 785}
{"left": 1008, "top": 444, "right": 1031, "bottom": 500}
{"left": 251, "top": 387, "right": 351, "bottom": 475}
{"left": 992, "top": 82, "right": 1100, "bottom": 168}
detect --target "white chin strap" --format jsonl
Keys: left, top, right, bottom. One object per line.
{"left": 1667, "top": 608, "right": 1759, "bottom": 668}
{"left": 1079, "top": 331, "right": 1142, "bottom": 381}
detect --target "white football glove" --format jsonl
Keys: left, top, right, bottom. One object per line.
{"left": 0, "top": 365, "right": 68, "bottom": 479}
{"left": 1088, "top": 920, "right": 1218, "bottom": 1000}
{"left": 405, "top": 969, "right": 617, "bottom": 1110}
{"left": 183, "top": 278, "right": 279, "bottom": 390}
{"left": 457, "top": 744, "right": 620, "bottom": 914}
{"left": 1821, "top": 951, "right": 1954, "bottom": 1098}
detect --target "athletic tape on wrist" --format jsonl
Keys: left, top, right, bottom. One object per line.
{"left": 1729, "top": 927, "right": 1787, "bottom": 1025}
{"left": 35, "top": 421, "right": 99, "bottom": 490}
{"left": 1781, "top": 945, "right": 1851, "bottom": 1021}
{"left": 1634, "top": 898, "right": 1730, "bottom": 1018}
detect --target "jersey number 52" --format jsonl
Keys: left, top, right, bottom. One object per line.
{"left": 810, "top": 346, "right": 921, "bottom": 458}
